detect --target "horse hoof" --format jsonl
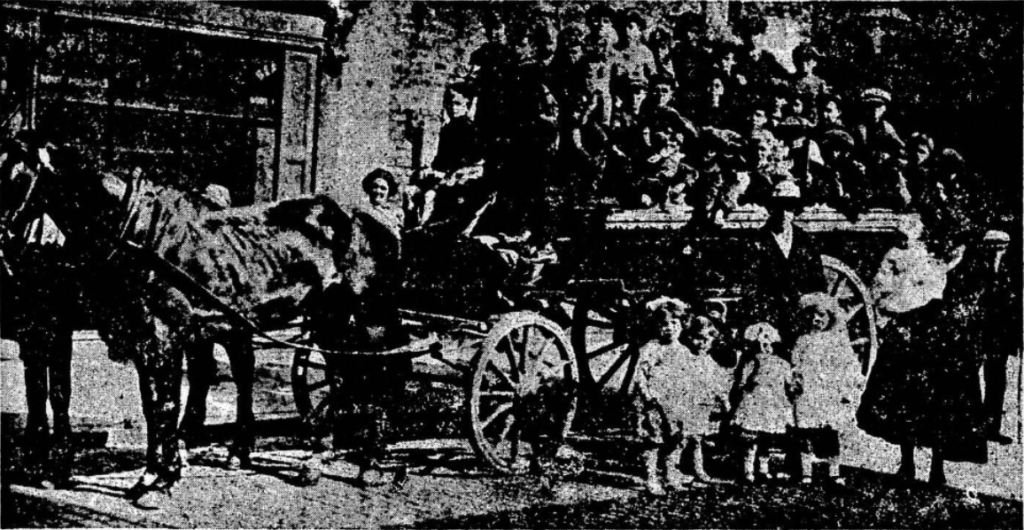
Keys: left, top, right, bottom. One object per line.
{"left": 132, "top": 488, "right": 173, "bottom": 510}
{"left": 297, "top": 464, "right": 322, "bottom": 487}
{"left": 226, "top": 452, "right": 251, "bottom": 471}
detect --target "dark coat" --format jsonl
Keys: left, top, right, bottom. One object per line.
{"left": 857, "top": 298, "right": 988, "bottom": 463}
{"left": 740, "top": 225, "right": 828, "bottom": 349}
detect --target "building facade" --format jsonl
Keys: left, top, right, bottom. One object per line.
{"left": 1, "top": 1, "right": 324, "bottom": 206}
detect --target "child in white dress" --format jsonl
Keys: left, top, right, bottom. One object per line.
{"left": 791, "top": 292, "right": 865, "bottom": 485}
{"left": 633, "top": 298, "right": 731, "bottom": 495}
{"left": 732, "top": 322, "right": 798, "bottom": 482}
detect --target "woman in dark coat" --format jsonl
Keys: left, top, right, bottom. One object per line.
{"left": 857, "top": 218, "right": 989, "bottom": 485}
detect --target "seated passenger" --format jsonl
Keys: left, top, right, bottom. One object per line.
{"left": 817, "top": 94, "right": 848, "bottom": 138}
{"left": 693, "top": 74, "right": 742, "bottom": 134}
{"left": 819, "top": 130, "right": 869, "bottom": 219}
{"left": 555, "top": 58, "right": 610, "bottom": 205}
{"left": 606, "top": 78, "right": 649, "bottom": 200}
{"left": 611, "top": 10, "right": 657, "bottom": 99}
{"left": 792, "top": 44, "right": 829, "bottom": 124}
{"left": 632, "top": 116, "right": 694, "bottom": 210}
{"left": 854, "top": 88, "right": 910, "bottom": 210}
{"left": 410, "top": 83, "right": 485, "bottom": 228}
{"left": 903, "top": 132, "right": 935, "bottom": 208}
{"left": 689, "top": 129, "right": 748, "bottom": 229}
{"left": 639, "top": 74, "right": 700, "bottom": 151}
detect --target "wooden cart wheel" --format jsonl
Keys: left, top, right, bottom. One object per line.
{"left": 821, "top": 255, "right": 879, "bottom": 376}
{"left": 570, "top": 294, "right": 644, "bottom": 394}
{"left": 467, "top": 311, "right": 578, "bottom": 474}
{"left": 292, "top": 348, "right": 335, "bottom": 438}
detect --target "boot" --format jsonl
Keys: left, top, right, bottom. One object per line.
{"left": 664, "top": 447, "right": 688, "bottom": 491}
{"left": 642, "top": 449, "right": 665, "bottom": 496}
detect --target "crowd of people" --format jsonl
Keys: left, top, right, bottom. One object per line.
{"left": 346, "top": 5, "right": 1016, "bottom": 493}
{"left": 398, "top": 3, "right": 993, "bottom": 242}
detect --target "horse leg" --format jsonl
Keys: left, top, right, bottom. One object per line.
{"left": 224, "top": 334, "right": 255, "bottom": 469}
{"left": 127, "top": 319, "right": 185, "bottom": 502}
{"left": 21, "top": 350, "right": 50, "bottom": 483}
{"left": 46, "top": 322, "right": 75, "bottom": 486}
{"left": 179, "top": 339, "right": 216, "bottom": 450}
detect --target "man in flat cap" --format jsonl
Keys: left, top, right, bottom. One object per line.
{"left": 855, "top": 87, "right": 910, "bottom": 210}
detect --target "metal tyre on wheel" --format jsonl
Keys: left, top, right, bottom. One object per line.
{"left": 467, "top": 311, "right": 578, "bottom": 474}
{"left": 821, "top": 255, "right": 878, "bottom": 376}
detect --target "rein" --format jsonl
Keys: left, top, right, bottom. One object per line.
{"left": 117, "top": 235, "right": 431, "bottom": 359}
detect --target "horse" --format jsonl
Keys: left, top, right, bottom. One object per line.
{"left": 1, "top": 138, "right": 388, "bottom": 502}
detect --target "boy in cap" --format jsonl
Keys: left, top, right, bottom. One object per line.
{"left": 854, "top": 87, "right": 909, "bottom": 210}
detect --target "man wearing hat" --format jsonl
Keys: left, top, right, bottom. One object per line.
{"left": 739, "top": 180, "right": 827, "bottom": 351}
{"left": 1, "top": 130, "right": 78, "bottom": 488}
{"left": 855, "top": 87, "right": 910, "bottom": 210}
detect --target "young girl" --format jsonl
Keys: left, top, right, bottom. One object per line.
{"left": 732, "top": 322, "right": 798, "bottom": 483}
{"left": 633, "top": 298, "right": 730, "bottom": 495}
{"left": 791, "top": 292, "right": 864, "bottom": 485}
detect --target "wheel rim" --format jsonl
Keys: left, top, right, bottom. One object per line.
{"left": 291, "top": 349, "right": 334, "bottom": 437}
{"left": 571, "top": 295, "right": 642, "bottom": 394}
{"left": 469, "top": 314, "right": 577, "bottom": 474}
{"left": 821, "top": 255, "right": 878, "bottom": 376}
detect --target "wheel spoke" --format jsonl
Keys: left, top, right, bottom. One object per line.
{"left": 499, "top": 336, "right": 520, "bottom": 383}
{"left": 850, "top": 337, "right": 869, "bottom": 347}
{"left": 830, "top": 277, "right": 848, "bottom": 297}
{"left": 481, "top": 402, "right": 513, "bottom": 431}
{"left": 597, "top": 346, "right": 634, "bottom": 388}
{"left": 298, "top": 359, "right": 328, "bottom": 371}
{"left": 486, "top": 362, "right": 517, "bottom": 391}
{"left": 846, "top": 303, "right": 864, "bottom": 320}
{"left": 497, "top": 413, "right": 515, "bottom": 443}
{"left": 303, "top": 378, "right": 331, "bottom": 393}
{"left": 587, "top": 340, "right": 628, "bottom": 360}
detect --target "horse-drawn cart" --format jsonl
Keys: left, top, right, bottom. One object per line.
{"left": 280, "top": 207, "right": 915, "bottom": 475}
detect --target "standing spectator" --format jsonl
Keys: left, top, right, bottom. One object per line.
{"left": 740, "top": 180, "right": 828, "bottom": 349}
{"left": 978, "top": 233, "right": 1018, "bottom": 445}
{"left": 633, "top": 298, "right": 729, "bottom": 494}
{"left": 791, "top": 293, "right": 865, "bottom": 485}
{"left": 858, "top": 219, "right": 988, "bottom": 486}
{"left": 731, "top": 322, "right": 798, "bottom": 482}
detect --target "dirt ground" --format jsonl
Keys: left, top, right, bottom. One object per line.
{"left": 1, "top": 337, "right": 1022, "bottom": 528}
